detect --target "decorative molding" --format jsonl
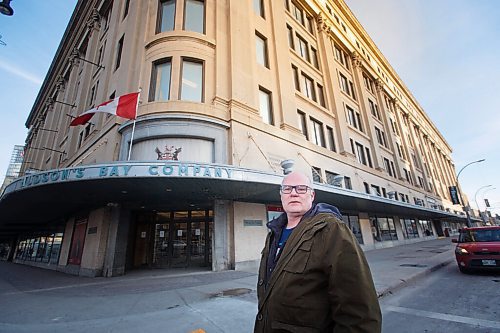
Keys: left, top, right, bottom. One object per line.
{"left": 69, "top": 48, "right": 81, "bottom": 67}
{"left": 56, "top": 75, "right": 66, "bottom": 92}
{"left": 145, "top": 34, "right": 216, "bottom": 50}
{"left": 316, "top": 14, "right": 329, "bottom": 32}
{"left": 351, "top": 51, "right": 362, "bottom": 68}
{"left": 375, "top": 78, "right": 384, "bottom": 92}
{"left": 86, "top": 8, "right": 101, "bottom": 36}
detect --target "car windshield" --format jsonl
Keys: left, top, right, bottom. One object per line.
{"left": 459, "top": 229, "right": 500, "bottom": 243}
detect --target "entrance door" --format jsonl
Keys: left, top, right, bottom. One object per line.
{"left": 68, "top": 219, "right": 87, "bottom": 265}
{"left": 134, "top": 209, "right": 212, "bottom": 269}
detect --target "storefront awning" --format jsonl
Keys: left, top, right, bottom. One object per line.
{"left": 0, "top": 161, "right": 468, "bottom": 241}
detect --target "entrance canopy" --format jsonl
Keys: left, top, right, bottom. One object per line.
{"left": 0, "top": 161, "right": 467, "bottom": 241}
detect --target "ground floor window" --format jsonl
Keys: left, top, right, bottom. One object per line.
{"left": 419, "top": 220, "right": 434, "bottom": 236}
{"left": 15, "top": 232, "right": 64, "bottom": 264}
{"left": 401, "top": 218, "right": 419, "bottom": 239}
{"left": 370, "top": 216, "right": 398, "bottom": 242}
{"left": 342, "top": 214, "right": 363, "bottom": 244}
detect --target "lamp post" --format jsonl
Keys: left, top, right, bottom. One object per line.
{"left": 474, "top": 185, "right": 492, "bottom": 213}
{"left": 480, "top": 187, "right": 496, "bottom": 224}
{"left": 455, "top": 159, "right": 485, "bottom": 227}
{"left": 0, "top": 0, "right": 14, "bottom": 16}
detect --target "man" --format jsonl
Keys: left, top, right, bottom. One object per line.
{"left": 254, "top": 171, "right": 381, "bottom": 332}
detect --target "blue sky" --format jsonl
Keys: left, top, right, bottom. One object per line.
{"left": 346, "top": 0, "right": 500, "bottom": 216}
{"left": 0, "top": 1, "right": 499, "bottom": 216}
{"left": 0, "top": 1, "right": 77, "bottom": 176}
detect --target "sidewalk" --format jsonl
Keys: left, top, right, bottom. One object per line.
{"left": 0, "top": 237, "right": 455, "bottom": 333}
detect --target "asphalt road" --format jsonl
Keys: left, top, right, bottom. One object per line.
{"left": 380, "top": 264, "right": 500, "bottom": 333}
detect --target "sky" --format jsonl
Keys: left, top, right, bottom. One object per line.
{"left": 0, "top": 1, "right": 499, "bottom": 216}
{"left": 345, "top": 0, "right": 500, "bottom": 217}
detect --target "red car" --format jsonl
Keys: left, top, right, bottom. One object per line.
{"left": 452, "top": 226, "right": 500, "bottom": 273}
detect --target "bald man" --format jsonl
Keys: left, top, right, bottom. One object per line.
{"left": 254, "top": 171, "right": 381, "bottom": 332}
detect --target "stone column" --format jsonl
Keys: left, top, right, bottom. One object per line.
{"left": 212, "top": 200, "right": 234, "bottom": 271}
{"left": 103, "top": 204, "right": 131, "bottom": 277}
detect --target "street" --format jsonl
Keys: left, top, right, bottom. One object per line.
{"left": 381, "top": 264, "right": 500, "bottom": 332}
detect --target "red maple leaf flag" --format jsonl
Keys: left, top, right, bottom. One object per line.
{"left": 70, "top": 92, "right": 139, "bottom": 126}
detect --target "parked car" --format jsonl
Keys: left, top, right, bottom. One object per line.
{"left": 452, "top": 226, "right": 500, "bottom": 273}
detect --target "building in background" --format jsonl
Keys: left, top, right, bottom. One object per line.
{"left": 0, "top": 145, "right": 24, "bottom": 194}
{"left": 0, "top": 0, "right": 473, "bottom": 277}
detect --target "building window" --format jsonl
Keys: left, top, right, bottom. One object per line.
{"left": 325, "top": 171, "right": 340, "bottom": 186}
{"left": 311, "top": 47, "right": 319, "bottom": 69}
{"left": 403, "top": 168, "right": 413, "bottom": 185}
{"left": 310, "top": 117, "right": 325, "bottom": 148}
{"left": 88, "top": 81, "right": 99, "bottom": 107}
{"left": 344, "top": 176, "right": 352, "bottom": 189}
{"left": 157, "top": 0, "right": 175, "bottom": 33}
{"left": 253, "top": 0, "right": 264, "bottom": 18}
{"left": 343, "top": 215, "right": 363, "bottom": 244}
{"left": 334, "top": 44, "right": 350, "bottom": 69}
{"left": 291, "top": 1, "right": 305, "bottom": 25}
{"left": 390, "top": 118, "right": 399, "bottom": 135}
{"left": 150, "top": 58, "right": 172, "bottom": 102}
{"left": 419, "top": 220, "right": 434, "bottom": 236}
{"left": 371, "top": 184, "right": 381, "bottom": 196}
{"left": 312, "top": 167, "right": 322, "bottom": 183}
{"left": 184, "top": 0, "right": 205, "bottom": 34}
{"left": 297, "top": 34, "right": 310, "bottom": 62}
{"left": 301, "top": 74, "right": 316, "bottom": 101}
{"left": 346, "top": 105, "right": 363, "bottom": 132}
{"left": 369, "top": 99, "right": 380, "bottom": 120}
{"left": 371, "top": 216, "right": 398, "bottom": 242}
{"left": 383, "top": 158, "right": 392, "bottom": 177}
{"left": 339, "top": 73, "right": 356, "bottom": 100}
{"left": 115, "top": 35, "right": 124, "bottom": 70}
{"left": 181, "top": 59, "right": 203, "bottom": 102}
{"left": 326, "top": 126, "right": 336, "bottom": 152}
{"left": 363, "top": 73, "right": 374, "bottom": 94}
{"left": 255, "top": 32, "right": 269, "bottom": 68}
{"left": 401, "top": 218, "right": 419, "bottom": 239}
{"left": 292, "top": 65, "right": 300, "bottom": 91}
{"left": 298, "top": 110, "right": 308, "bottom": 139}
{"left": 317, "top": 84, "right": 326, "bottom": 107}
{"left": 287, "top": 24, "right": 294, "bottom": 49}
{"left": 355, "top": 142, "right": 366, "bottom": 165}
{"left": 259, "top": 87, "right": 274, "bottom": 125}
{"left": 365, "top": 147, "right": 373, "bottom": 168}
{"left": 375, "top": 127, "right": 388, "bottom": 147}
{"left": 123, "top": 0, "right": 130, "bottom": 18}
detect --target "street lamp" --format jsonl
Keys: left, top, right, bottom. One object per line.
{"left": 474, "top": 185, "right": 492, "bottom": 213}
{"left": 480, "top": 187, "right": 496, "bottom": 224}
{"left": 455, "top": 158, "right": 485, "bottom": 227}
{"left": 0, "top": 0, "right": 14, "bottom": 16}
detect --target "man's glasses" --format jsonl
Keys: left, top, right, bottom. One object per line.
{"left": 280, "top": 185, "right": 311, "bottom": 194}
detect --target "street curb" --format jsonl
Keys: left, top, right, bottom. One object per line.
{"left": 376, "top": 258, "right": 454, "bottom": 299}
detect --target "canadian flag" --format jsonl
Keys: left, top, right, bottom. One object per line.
{"left": 70, "top": 92, "right": 139, "bottom": 126}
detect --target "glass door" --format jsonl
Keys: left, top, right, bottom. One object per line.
{"left": 171, "top": 221, "right": 188, "bottom": 267}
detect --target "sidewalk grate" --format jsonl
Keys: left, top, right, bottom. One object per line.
{"left": 399, "top": 264, "right": 428, "bottom": 268}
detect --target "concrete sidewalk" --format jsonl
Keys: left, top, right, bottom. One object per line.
{"left": 0, "top": 237, "right": 455, "bottom": 333}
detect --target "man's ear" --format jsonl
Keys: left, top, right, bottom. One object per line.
{"left": 310, "top": 190, "right": 315, "bottom": 200}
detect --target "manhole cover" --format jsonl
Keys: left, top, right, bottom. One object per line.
{"left": 400, "top": 264, "right": 428, "bottom": 268}
{"left": 211, "top": 288, "right": 252, "bottom": 298}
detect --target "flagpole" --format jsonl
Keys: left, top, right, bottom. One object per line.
{"left": 127, "top": 89, "right": 141, "bottom": 161}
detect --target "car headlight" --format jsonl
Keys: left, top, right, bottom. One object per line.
{"left": 455, "top": 247, "right": 469, "bottom": 255}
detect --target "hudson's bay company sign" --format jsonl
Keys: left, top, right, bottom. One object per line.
{"left": 5, "top": 162, "right": 235, "bottom": 194}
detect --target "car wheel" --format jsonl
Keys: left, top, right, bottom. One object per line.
{"left": 458, "top": 266, "right": 469, "bottom": 274}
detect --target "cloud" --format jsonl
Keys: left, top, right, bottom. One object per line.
{"left": 0, "top": 59, "right": 43, "bottom": 86}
